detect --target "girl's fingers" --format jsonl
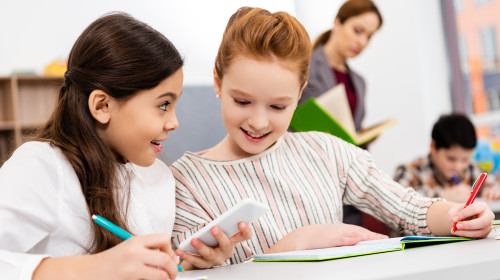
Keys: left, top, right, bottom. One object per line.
{"left": 455, "top": 213, "right": 493, "bottom": 231}
{"left": 452, "top": 202, "right": 488, "bottom": 222}
{"left": 452, "top": 225, "right": 491, "bottom": 238}
{"left": 138, "top": 233, "right": 175, "bottom": 256}
{"left": 177, "top": 224, "right": 251, "bottom": 269}
{"left": 451, "top": 201, "right": 494, "bottom": 238}
{"left": 117, "top": 235, "right": 178, "bottom": 280}
{"left": 334, "top": 236, "right": 361, "bottom": 247}
{"left": 229, "top": 223, "right": 253, "bottom": 244}
{"left": 210, "top": 226, "right": 232, "bottom": 252}
{"left": 138, "top": 235, "right": 179, "bottom": 278}
{"left": 189, "top": 237, "right": 214, "bottom": 258}
{"left": 176, "top": 249, "right": 212, "bottom": 269}
{"left": 136, "top": 264, "right": 173, "bottom": 280}
{"left": 142, "top": 249, "right": 177, "bottom": 271}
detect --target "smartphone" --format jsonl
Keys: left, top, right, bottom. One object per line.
{"left": 178, "top": 198, "right": 269, "bottom": 254}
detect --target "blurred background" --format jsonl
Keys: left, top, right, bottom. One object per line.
{"left": 1, "top": 0, "right": 500, "bottom": 177}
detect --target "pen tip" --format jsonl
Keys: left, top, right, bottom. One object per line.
{"left": 92, "top": 214, "right": 97, "bottom": 220}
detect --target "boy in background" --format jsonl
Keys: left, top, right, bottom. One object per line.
{"left": 394, "top": 113, "right": 500, "bottom": 203}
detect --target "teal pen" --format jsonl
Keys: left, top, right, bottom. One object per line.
{"left": 92, "top": 214, "right": 183, "bottom": 272}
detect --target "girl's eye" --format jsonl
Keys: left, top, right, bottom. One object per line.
{"left": 159, "top": 101, "right": 170, "bottom": 111}
{"left": 234, "top": 99, "right": 250, "bottom": 105}
{"left": 271, "top": 105, "right": 286, "bottom": 110}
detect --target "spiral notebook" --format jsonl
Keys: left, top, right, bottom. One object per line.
{"left": 253, "top": 236, "right": 472, "bottom": 262}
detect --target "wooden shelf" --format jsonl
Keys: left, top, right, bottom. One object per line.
{"left": 0, "top": 75, "right": 63, "bottom": 166}
{"left": 0, "top": 121, "right": 15, "bottom": 130}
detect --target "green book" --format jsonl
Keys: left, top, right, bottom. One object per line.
{"left": 290, "top": 84, "right": 397, "bottom": 146}
{"left": 253, "top": 236, "right": 472, "bottom": 262}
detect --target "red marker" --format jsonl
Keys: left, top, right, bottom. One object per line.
{"left": 452, "top": 172, "right": 487, "bottom": 232}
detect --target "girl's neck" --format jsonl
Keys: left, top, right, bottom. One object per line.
{"left": 201, "top": 137, "right": 245, "bottom": 161}
{"left": 323, "top": 35, "right": 347, "bottom": 73}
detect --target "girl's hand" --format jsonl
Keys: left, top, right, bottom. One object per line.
{"left": 176, "top": 222, "right": 252, "bottom": 269}
{"left": 449, "top": 201, "right": 494, "bottom": 238}
{"left": 92, "top": 234, "right": 179, "bottom": 279}
{"left": 33, "top": 234, "right": 179, "bottom": 280}
{"left": 266, "top": 223, "right": 388, "bottom": 254}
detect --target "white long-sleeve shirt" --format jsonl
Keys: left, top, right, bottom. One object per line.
{"left": 0, "top": 142, "right": 175, "bottom": 279}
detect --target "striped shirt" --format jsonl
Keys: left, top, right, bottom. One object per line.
{"left": 171, "top": 132, "right": 440, "bottom": 264}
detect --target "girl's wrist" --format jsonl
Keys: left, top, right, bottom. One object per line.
{"left": 32, "top": 255, "right": 94, "bottom": 280}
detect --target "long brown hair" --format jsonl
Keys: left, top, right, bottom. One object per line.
{"left": 35, "top": 12, "right": 183, "bottom": 253}
{"left": 215, "top": 7, "right": 312, "bottom": 87}
{"left": 313, "top": 0, "right": 383, "bottom": 50}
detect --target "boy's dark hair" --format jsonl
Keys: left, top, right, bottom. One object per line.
{"left": 432, "top": 113, "right": 477, "bottom": 150}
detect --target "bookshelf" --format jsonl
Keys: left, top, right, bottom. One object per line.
{"left": 0, "top": 75, "right": 63, "bottom": 166}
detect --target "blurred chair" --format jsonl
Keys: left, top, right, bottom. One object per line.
{"left": 160, "top": 85, "right": 227, "bottom": 165}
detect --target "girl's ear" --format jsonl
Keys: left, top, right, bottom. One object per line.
{"left": 88, "top": 89, "right": 112, "bottom": 124}
{"left": 213, "top": 68, "right": 222, "bottom": 99}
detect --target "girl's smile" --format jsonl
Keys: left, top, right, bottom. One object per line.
{"left": 241, "top": 128, "right": 271, "bottom": 143}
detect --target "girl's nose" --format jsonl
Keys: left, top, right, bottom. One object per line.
{"left": 165, "top": 111, "right": 179, "bottom": 131}
{"left": 248, "top": 109, "right": 269, "bottom": 131}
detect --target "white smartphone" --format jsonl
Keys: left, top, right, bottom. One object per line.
{"left": 178, "top": 198, "right": 269, "bottom": 254}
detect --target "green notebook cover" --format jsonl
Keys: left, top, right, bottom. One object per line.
{"left": 290, "top": 85, "right": 397, "bottom": 146}
{"left": 290, "top": 98, "right": 357, "bottom": 145}
{"left": 253, "top": 236, "right": 472, "bottom": 262}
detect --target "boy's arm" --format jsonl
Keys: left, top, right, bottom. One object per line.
{"left": 426, "top": 200, "right": 494, "bottom": 238}
{"left": 480, "top": 185, "right": 500, "bottom": 201}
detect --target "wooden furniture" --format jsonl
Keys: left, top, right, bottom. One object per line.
{"left": 0, "top": 75, "right": 63, "bottom": 166}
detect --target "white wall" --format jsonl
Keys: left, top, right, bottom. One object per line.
{"left": 0, "top": 0, "right": 453, "bottom": 175}
{"left": 297, "top": 0, "right": 452, "bottom": 174}
{"left": 361, "top": 0, "right": 452, "bottom": 174}
{"left": 0, "top": 0, "right": 295, "bottom": 85}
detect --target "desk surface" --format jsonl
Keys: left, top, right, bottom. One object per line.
{"left": 179, "top": 234, "right": 500, "bottom": 280}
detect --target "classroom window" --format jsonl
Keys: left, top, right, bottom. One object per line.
{"left": 487, "top": 88, "right": 500, "bottom": 110}
{"left": 479, "top": 26, "right": 499, "bottom": 72}
{"left": 442, "top": 0, "right": 500, "bottom": 146}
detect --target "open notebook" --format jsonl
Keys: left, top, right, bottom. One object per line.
{"left": 253, "top": 236, "right": 472, "bottom": 262}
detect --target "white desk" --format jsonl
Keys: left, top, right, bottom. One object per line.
{"left": 178, "top": 235, "right": 500, "bottom": 280}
